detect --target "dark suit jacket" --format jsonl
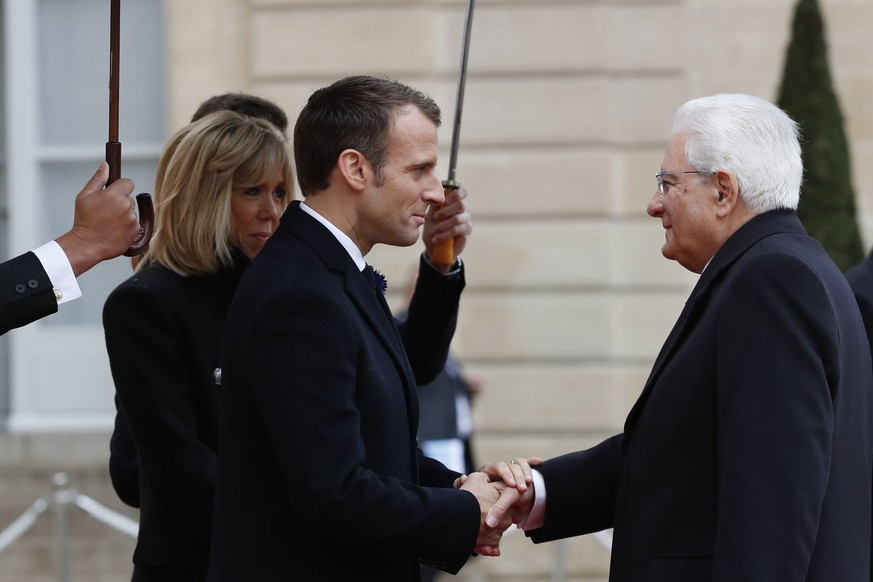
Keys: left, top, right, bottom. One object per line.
{"left": 207, "top": 202, "right": 480, "bottom": 581}
{"left": 107, "top": 252, "right": 464, "bottom": 510}
{"left": 844, "top": 246, "right": 873, "bottom": 582}
{"left": 845, "top": 249, "right": 873, "bottom": 348}
{"left": 530, "top": 210, "right": 873, "bottom": 581}
{"left": 103, "top": 256, "right": 249, "bottom": 577}
{"left": 0, "top": 251, "right": 58, "bottom": 334}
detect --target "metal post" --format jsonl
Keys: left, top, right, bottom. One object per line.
{"left": 553, "top": 538, "right": 567, "bottom": 582}
{"left": 52, "top": 472, "right": 73, "bottom": 582}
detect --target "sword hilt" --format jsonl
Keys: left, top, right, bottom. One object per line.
{"left": 431, "top": 181, "right": 461, "bottom": 268}
{"left": 434, "top": 0, "right": 475, "bottom": 270}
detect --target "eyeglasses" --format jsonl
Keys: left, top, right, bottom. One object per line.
{"left": 655, "top": 170, "right": 710, "bottom": 197}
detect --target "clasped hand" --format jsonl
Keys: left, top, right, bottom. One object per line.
{"left": 455, "top": 457, "right": 543, "bottom": 556}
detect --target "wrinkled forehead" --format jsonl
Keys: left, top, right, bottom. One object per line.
{"left": 661, "top": 132, "right": 691, "bottom": 170}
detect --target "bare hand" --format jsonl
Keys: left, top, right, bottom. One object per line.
{"left": 423, "top": 186, "right": 471, "bottom": 268}
{"left": 56, "top": 162, "right": 138, "bottom": 276}
{"left": 478, "top": 457, "right": 543, "bottom": 527}
{"left": 459, "top": 471, "right": 517, "bottom": 557}
{"left": 479, "top": 457, "right": 542, "bottom": 492}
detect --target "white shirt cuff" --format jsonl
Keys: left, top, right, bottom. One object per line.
{"left": 33, "top": 241, "right": 81, "bottom": 305}
{"left": 421, "top": 252, "right": 462, "bottom": 276}
{"left": 518, "top": 468, "right": 546, "bottom": 531}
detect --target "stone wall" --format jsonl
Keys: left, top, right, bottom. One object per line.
{"left": 5, "top": 1, "right": 868, "bottom": 580}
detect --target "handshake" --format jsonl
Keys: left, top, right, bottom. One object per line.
{"left": 454, "top": 457, "right": 543, "bottom": 556}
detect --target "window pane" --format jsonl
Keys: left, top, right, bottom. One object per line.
{"left": 36, "top": 0, "right": 165, "bottom": 326}
{"left": 38, "top": 0, "right": 166, "bottom": 146}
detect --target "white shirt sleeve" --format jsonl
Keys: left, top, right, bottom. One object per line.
{"left": 517, "top": 468, "right": 547, "bottom": 531}
{"left": 32, "top": 241, "right": 82, "bottom": 305}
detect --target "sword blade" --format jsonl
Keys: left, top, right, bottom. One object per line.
{"left": 444, "top": 0, "right": 476, "bottom": 188}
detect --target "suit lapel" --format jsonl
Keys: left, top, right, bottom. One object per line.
{"left": 623, "top": 275, "right": 711, "bottom": 438}
{"left": 345, "top": 264, "right": 420, "bottom": 446}
{"left": 347, "top": 267, "right": 416, "bottom": 387}
{"left": 624, "top": 209, "right": 806, "bottom": 439}
{"left": 282, "top": 203, "right": 418, "bottom": 433}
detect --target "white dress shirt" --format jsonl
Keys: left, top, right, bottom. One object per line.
{"left": 32, "top": 240, "right": 81, "bottom": 305}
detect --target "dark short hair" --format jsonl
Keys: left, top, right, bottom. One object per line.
{"left": 293, "top": 76, "right": 441, "bottom": 196}
{"left": 191, "top": 92, "right": 289, "bottom": 136}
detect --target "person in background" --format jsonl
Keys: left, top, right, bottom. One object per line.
{"left": 1, "top": 163, "right": 138, "bottom": 334}
{"left": 485, "top": 93, "right": 873, "bottom": 582}
{"left": 103, "top": 110, "right": 294, "bottom": 582}
{"left": 191, "top": 92, "right": 289, "bottom": 137}
{"left": 401, "top": 266, "right": 483, "bottom": 477}
{"left": 418, "top": 354, "right": 483, "bottom": 582}
{"left": 418, "top": 354, "right": 481, "bottom": 476}
{"left": 399, "top": 267, "right": 486, "bottom": 582}
{"left": 844, "top": 251, "right": 873, "bottom": 354}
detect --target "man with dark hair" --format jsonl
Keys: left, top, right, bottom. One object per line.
{"left": 191, "top": 92, "right": 289, "bottom": 135}
{"left": 208, "top": 76, "right": 526, "bottom": 581}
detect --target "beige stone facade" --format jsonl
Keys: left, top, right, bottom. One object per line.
{"left": 164, "top": 1, "right": 873, "bottom": 580}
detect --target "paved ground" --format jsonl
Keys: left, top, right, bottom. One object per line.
{"left": 0, "top": 432, "right": 136, "bottom": 582}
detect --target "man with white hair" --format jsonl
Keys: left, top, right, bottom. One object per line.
{"left": 487, "top": 93, "right": 873, "bottom": 581}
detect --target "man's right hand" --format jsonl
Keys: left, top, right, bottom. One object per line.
{"left": 56, "top": 162, "right": 138, "bottom": 276}
{"left": 458, "top": 471, "right": 517, "bottom": 556}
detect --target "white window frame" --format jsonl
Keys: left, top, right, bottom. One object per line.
{"left": 3, "top": 0, "right": 165, "bottom": 431}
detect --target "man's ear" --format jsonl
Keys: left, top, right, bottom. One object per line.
{"left": 714, "top": 170, "right": 740, "bottom": 217}
{"left": 336, "top": 149, "right": 368, "bottom": 192}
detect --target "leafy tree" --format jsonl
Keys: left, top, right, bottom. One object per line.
{"left": 777, "top": 0, "right": 864, "bottom": 270}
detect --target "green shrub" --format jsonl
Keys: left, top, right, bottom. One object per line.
{"left": 777, "top": 0, "right": 864, "bottom": 270}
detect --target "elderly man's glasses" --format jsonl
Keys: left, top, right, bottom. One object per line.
{"left": 655, "top": 170, "right": 710, "bottom": 197}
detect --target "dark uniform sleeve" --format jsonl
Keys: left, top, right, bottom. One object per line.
{"left": 398, "top": 255, "right": 465, "bottom": 385}
{"left": 0, "top": 252, "right": 58, "bottom": 335}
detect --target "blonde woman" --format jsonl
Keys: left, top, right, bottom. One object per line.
{"left": 103, "top": 110, "right": 293, "bottom": 582}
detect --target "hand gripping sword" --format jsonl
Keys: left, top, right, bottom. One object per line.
{"left": 107, "top": 0, "right": 154, "bottom": 257}
{"left": 431, "top": 0, "right": 476, "bottom": 268}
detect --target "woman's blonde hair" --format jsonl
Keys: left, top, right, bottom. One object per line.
{"left": 136, "top": 110, "right": 294, "bottom": 276}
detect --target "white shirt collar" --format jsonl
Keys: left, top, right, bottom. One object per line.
{"left": 299, "top": 201, "right": 366, "bottom": 271}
